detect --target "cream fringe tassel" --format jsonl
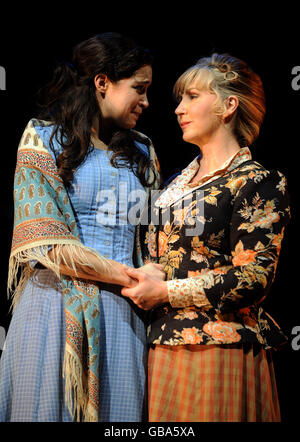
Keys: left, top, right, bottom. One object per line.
{"left": 7, "top": 241, "right": 113, "bottom": 421}
{"left": 63, "top": 345, "right": 97, "bottom": 422}
{"left": 7, "top": 241, "right": 113, "bottom": 309}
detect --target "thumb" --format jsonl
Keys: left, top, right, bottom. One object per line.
{"left": 153, "top": 263, "right": 164, "bottom": 271}
{"left": 124, "top": 266, "right": 143, "bottom": 280}
{"left": 121, "top": 286, "right": 131, "bottom": 296}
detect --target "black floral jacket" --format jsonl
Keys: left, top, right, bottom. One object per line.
{"left": 142, "top": 148, "right": 291, "bottom": 349}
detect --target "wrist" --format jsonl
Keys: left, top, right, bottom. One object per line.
{"left": 101, "top": 261, "right": 132, "bottom": 286}
{"left": 160, "top": 281, "right": 169, "bottom": 304}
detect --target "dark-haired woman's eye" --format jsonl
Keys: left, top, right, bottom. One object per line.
{"left": 134, "top": 85, "right": 146, "bottom": 94}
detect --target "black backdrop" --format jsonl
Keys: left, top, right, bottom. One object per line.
{"left": 0, "top": 7, "right": 299, "bottom": 427}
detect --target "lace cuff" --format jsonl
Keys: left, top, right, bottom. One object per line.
{"left": 167, "top": 277, "right": 212, "bottom": 308}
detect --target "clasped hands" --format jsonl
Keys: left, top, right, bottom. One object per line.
{"left": 121, "top": 263, "right": 169, "bottom": 310}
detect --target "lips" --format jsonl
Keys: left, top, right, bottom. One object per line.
{"left": 180, "top": 121, "right": 191, "bottom": 129}
{"left": 131, "top": 113, "right": 141, "bottom": 123}
{"left": 132, "top": 111, "right": 142, "bottom": 118}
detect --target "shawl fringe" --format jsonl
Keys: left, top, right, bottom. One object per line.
{"left": 8, "top": 242, "right": 111, "bottom": 421}
{"left": 63, "top": 346, "right": 97, "bottom": 422}
{"left": 8, "top": 242, "right": 112, "bottom": 310}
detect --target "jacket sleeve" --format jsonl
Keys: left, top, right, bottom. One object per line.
{"left": 167, "top": 169, "right": 291, "bottom": 313}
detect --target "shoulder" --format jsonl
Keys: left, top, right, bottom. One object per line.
{"left": 131, "top": 129, "right": 152, "bottom": 144}
{"left": 25, "top": 118, "right": 55, "bottom": 135}
{"left": 131, "top": 129, "right": 153, "bottom": 156}
{"left": 229, "top": 160, "right": 289, "bottom": 196}
{"left": 15, "top": 119, "right": 61, "bottom": 177}
{"left": 224, "top": 160, "right": 290, "bottom": 228}
{"left": 230, "top": 161, "right": 290, "bottom": 225}
{"left": 20, "top": 118, "right": 55, "bottom": 143}
{"left": 232, "top": 159, "right": 269, "bottom": 178}
{"left": 17, "top": 118, "right": 54, "bottom": 151}
{"left": 131, "top": 129, "right": 161, "bottom": 188}
{"left": 21, "top": 118, "right": 62, "bottom": 159}
{"left": 30, "top": 117, "right": 55, "bottom": 139}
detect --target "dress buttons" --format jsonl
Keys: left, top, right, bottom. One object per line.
{"left": 105, "top": 241, "right": 110, "bottom": 246}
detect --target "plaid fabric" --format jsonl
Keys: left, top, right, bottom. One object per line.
{"left": 148, "top": 344, "right": 281, "bottom": 422}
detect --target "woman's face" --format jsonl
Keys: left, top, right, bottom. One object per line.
{"left": 98, "top": 65, "right": 152, "bottom": 130}
{"left": 175, "top": 84, "right": 221, "bottom": 146}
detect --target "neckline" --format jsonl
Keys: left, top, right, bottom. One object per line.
{"left": 185, "top": 147, "right": 251, "bottom": 187}
{"left": 154, "top": 148, "right": 252, "bottom": 209}
{"left": 90, "top": 133, "right": 108, "bottom": 151}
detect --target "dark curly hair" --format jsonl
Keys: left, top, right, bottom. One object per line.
{"left": 38, "top": 32, "right": 156, "bottom": 187}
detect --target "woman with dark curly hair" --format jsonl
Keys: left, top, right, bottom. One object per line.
{"left": 0, "top": 32, "right": 163, "bottom": 422}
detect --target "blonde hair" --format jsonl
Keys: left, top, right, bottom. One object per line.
{"left": 174, "top": 53, "right": 266, "bottom": 146}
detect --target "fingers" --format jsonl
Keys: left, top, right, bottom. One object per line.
{"left": 124, "top": 266, "right": 147, "bottom": 281}
{"left": 143, "top": 263, "right": 164, "bottom": 272}
{"left": 153, "top": 263, "right": 165, "bottom": 271}
{"left": 121, "top": 286, "right": 130, "bottom": 297}
{"left": 127, "top": 277, "right": 138, "bottom": 288}
{"left": 121, "top": 286, "right": 148, "bottom": 310}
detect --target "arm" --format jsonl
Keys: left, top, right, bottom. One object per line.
{"left": 167, "top": 169, "right": 291, "bottom": 313}
{"left": 47, "top": 245, "right": 135, "bottom": 286}
{"left": 47, "top": 245, "right": 166, "bottom": 288}
{"left": 122, "top": 170, "right": 291, "bottom": 311}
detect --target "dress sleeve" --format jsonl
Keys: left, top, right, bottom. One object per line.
{"left": 167, "top": 169, "right": 291, "bottom": 313}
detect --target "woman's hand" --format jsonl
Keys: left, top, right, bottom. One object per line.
{"left": 121, "top": 267, "right": 169, "bottom": 310}
{"left": 138, "top": 263, "right": 166, "bottom": 280}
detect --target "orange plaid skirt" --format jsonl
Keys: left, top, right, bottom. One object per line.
{"left": 148, "top": 344, "right": 281, "bottom": 422}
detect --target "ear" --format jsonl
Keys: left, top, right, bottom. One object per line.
{"left": 94, "top": 74, "right": 110, "bottom": 94}
{"left": 223, "top": 95, "right": 239, "bottom": 121}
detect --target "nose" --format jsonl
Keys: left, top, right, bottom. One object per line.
{"left": 140, "top": 93, "right": 149, "bottom": 109}
{"left": 175, "top": 100, "right": 185, "bottom": 116}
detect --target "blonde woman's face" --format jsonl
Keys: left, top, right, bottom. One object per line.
{"left": 175, "top": 84, "right": 221, "bottom": 146}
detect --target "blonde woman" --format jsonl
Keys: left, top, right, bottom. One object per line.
{"left": 122, "top": 53, "right": 291, "bottom": 422}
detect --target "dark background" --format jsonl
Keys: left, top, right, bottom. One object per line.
{"left": 0, "top": 7, "right": 299, "bottom": 425}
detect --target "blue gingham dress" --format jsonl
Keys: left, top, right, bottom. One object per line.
{"left": 0, "top": 124, "right": 149, "bottom": 422}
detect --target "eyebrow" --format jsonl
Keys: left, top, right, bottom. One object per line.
{"left": 134, "top": 79, "right": 152, "bottom": 84}
{"left": 185, "top": 87, "right": 201, "bottom": 93}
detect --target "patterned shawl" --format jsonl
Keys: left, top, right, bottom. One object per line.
{"left": 8, "top": 118, "right": 161, "bottom": 421}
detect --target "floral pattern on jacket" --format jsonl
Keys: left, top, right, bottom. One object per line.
{"left": 142, "top": 148, "right": 291, "bottom": 349}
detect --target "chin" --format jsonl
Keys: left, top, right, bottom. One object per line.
{"left": 182, "top": 133, "right": 193, "bottom": 143}
{"left": 182, "top": 132, "right": 199, "bottom": 145}
{"left": 123, "top": 120, "right": 137, "bottom": 130}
